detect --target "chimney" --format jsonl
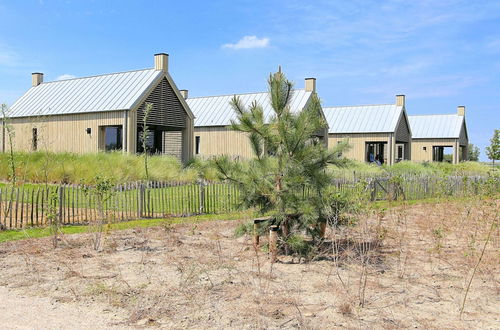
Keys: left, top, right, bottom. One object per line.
{"left": 396, "top": 94, "right": 405, "bottom": 107}
{"left": 32, "top": 72, "right": 43, "bottom": 87}
{"left": 305, "top": 77, "right": 316, "bottom": 93}
{"left": 179, "top": 89, "right": 188, "bottom": 99}
{"left": 154, "top": 53, "right": 168, "bottom": 72}
{"left": 457, "top": 105, "right": 465, "bottom": 116}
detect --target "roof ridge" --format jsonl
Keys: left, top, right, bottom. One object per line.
{"left": 324, "top": 103, "right": 395, "bottom": 109}
{"left": 40, "top": 68, "right": 156, "bottom": 85}
{"left": 409, "top": 113, "right": 460, "bottom": 117}
{"left": 187, "top": 88, "right": 307, "bottom": 100}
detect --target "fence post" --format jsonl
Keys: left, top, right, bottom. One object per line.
{"left": 58, "top": 185, "right": 64, "bottom": 225}
{"left": 138, "top": 183, "right": 145, "bottom": 218}
{"left": 370, "top": 180, "right": 376, "bottom": 201}
{"left": 199, "top": 181, "right": 205, "bottom": 214}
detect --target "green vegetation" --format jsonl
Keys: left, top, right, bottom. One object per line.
{"left": 213, "top": 69, "right": 348, "bottom": 250}
{"left": 486, "top": 129, "right": 500, "bottom": 165}
{"left": 330, "top": 160, "right": 498, "bottom": 178}
{"left": 468, "top": 143, "right": 480, "bottom": 161}
{"left": 0, "top": 151, "right": 199, "bottom": 184}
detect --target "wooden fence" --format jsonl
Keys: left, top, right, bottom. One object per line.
{"left": 0, "top": 175, "right": 498, "bottom": 230}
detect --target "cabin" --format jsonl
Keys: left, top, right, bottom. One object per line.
{"left": 408, "top": 106, "right": 468, "bottom": 164}
{"left": 323, "top": 95, "right": 412, "bottom": 165}
{"left": 1, "top": 53, "right": 194, "bottom": 162}
{"left": 184, "top": 78, "right": 328, "bottom": 158}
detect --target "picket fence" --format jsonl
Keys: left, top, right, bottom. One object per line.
{"left": 0, "top": 174, "right": 497, "bottom": 230}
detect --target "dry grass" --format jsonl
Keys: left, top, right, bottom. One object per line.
{"left": 0, "top": 198, "right": 498, "bottom": 328}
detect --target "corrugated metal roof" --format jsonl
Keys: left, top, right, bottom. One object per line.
{"left": 323, "top": 104, "right": 403, "bottom": 134}
{"left": 409, "top": 114, "right": 464, "bottom": 139}
{"left": 187, "top": 90, "right": 312, "bottom": 127}
{"left": 9, "top": 69, "right": 162, "bottom": 118}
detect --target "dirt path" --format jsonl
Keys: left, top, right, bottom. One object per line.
{"left": 0, "top": 286, "right": 128, "bottom": 329}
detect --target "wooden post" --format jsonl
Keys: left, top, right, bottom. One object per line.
{"left": 198, "top": 181, "right": 205, "bottom": 214}
{"left": 269, "top": 225, "right": 278, "bottom": 263}
{"left": 138, "top": 183, "right": 145, "bottom": 218}
{"left": 319, "top": 221, "right": 327, "bottom": 238}
{"left": 58, "top": 186, "right": 64, "bottom": 225}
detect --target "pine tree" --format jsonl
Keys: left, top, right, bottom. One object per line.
{"left": 213, "top": 70, "right": 348, "bottom": 248}
{"left": 485, "top": 129, "right": 500, "bottom": 165}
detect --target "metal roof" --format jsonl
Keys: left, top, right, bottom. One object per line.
{"left": 8, "top": 69, "right": 162, "bottom": 118}
{"left": 323, "top": 104, "right": 403, "bottom": 134}
{"left": 187, "top": 90, "right": 313, "bottom": 127}
{"left": 409, "top": 114, "right": 464, "bottom": 139}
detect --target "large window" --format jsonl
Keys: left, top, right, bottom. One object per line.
{"left": 104, "top": 126, "right": 122, "bottom": 151}
{"left": 432, "top": 146, "right": 453, "bottom": 162}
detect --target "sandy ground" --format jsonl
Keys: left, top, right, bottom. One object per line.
{"left": 0, "top": 198, "right": 498, "bottom": 329}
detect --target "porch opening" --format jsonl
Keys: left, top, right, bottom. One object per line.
{"left": 137, "top": 125, "right": 183, "bottom": 160}
{"left": 366, "top": 142, "right": 387, "bottom": 165}
{"left": 432, "top": 146, "right": 453, "bottom": 162}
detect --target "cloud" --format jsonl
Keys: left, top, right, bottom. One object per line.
{"left": 56, "top": 74, "right": 76, "bottom": 80}
{"left": 222, "top": 35, "right": 270, "bottom": 50}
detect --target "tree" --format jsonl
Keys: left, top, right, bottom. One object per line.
{"left": 213, "top": 70, "right": 348, "bottom": 251}
{"left": 467, "top": 143, "right": 480, "bottom": 161}
{"left": 140, "top": 103, "right": 153, "bottom": 180}
{"left": 485, "top": 129, "right": 500, "bottom": 165}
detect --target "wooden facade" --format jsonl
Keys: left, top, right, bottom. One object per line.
{"left": 2, "top": 53, "right": 194, "bottom": 163}
{"left": 194, "top": 126, "right": 254, "bottom": 159}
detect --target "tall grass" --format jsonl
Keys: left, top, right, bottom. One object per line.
{"left": 0, "top": 152, "right": 199, "bottom": 184}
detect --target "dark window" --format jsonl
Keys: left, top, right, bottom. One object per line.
{"left": 104, "top": 126, "right": 122, "bottom": 151}
{"left": 195, "top": 136, "right": 201, "bottom": 154}
{"left": 32, "top": 128, "right": 37, "bottom": 151}
{"left": 397, "top": 145, "right": 403, "bottom": 159}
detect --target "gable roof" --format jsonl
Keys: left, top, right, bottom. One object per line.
{"left": 323, "top": 104, "right": 404, "bottom": 134}
{"left": 187, "top": 89, "right": 313, "bottom": 127}
{"left": 408, "top": 114, "right": 465, "bottom": 139}
{"left": 8, "top": 69, "right": 163, "bottom": 118}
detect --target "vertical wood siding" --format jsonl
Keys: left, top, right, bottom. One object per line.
{"left": 411, "top": 138, "right": 459, "bottom": 163}
{"left": 5, "top": 111, "right": 125, "bottom": 153}
{"left": 194, "top": 126, "right": 254, "bottom": 159}
{"left": 328, "top": 133, "right": 391, "bottom": 163}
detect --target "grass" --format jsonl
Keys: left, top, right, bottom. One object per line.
{"left": 0, "top": 210, "right": 256, "bottom": 243}
{"left": 0, "top": 151, "right": 200, "bottom": 184}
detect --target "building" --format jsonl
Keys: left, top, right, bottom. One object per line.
{"left": 184, "top": 78, "right": 327, "bottom": 158}
{"left": 408, "top": 106, "right": 468, "bottom": 164}
{"left": 1, "top": 53, "right": 194, "bottom": 162}
{"left": 324, "top": 95, "right": 412, "bottom": 165}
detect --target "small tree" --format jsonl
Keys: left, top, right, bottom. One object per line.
{"left": 140, "top": 103, "right": 154, "bottom": 180}
{"left": 485, "top": 129, "right": 500, "bottom": 165}
{"left": 467, "top": 143, "right": 480, "bottom": 161}
{"left": 213, "top": 70, "right": 348, "bottom": 253}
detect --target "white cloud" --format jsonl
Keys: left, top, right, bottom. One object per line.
{"left": 56, "top": 74, "right": 76, "bottom": 81}
{"left": 222, "top": 35, "right": 270, "bottom": 50}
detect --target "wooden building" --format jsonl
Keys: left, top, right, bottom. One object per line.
{"left": 1, "top": 53, "right": 194, "bottom": 162}
{"left": 408, "top": 106, "right": 468, "bottom": 164}
{"left": 184, "top": 78, "right": 328, "bottom": 158}
{"left": 324, "top": 95, "right": 412, "bottom": 165}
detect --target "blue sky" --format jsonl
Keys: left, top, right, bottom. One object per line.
{"left": 0, "top": 0, "right": 499, "bottom": 160}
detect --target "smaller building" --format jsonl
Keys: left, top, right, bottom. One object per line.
{"left": 324, "top": 95, "right": 412, "bottom": 165}
{"left": 408, "top": 106, "right": 468, "bottom": 164}
{"left": 2, "top": 53, "right": 194, "bottom": 162}
{"left": 184, "top": 78, "right": 327, "bottom": 159}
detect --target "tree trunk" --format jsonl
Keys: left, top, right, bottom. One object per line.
{"left": 281, "top": 216, "right": 290, "bottom": 255}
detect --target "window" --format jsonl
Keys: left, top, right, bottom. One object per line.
{"left": 32, "top": 128, "right": 38, "bottom": 151}
{"left": 104, "top": 126, "right": 122, "bottom": 151}
{"left": 195, "top": 136, "right": 201, "bottom": 155}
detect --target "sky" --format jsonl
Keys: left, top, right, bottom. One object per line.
{"left": 0, "top": 0, "right": 499, "bottom": 160}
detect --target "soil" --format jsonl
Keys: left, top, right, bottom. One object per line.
{"left": 0, "top": 198, "right": 498, "bottom": 329}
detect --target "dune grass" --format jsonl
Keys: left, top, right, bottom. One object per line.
{"left": 0, "top": 151, "right": 199, "bottom": 184}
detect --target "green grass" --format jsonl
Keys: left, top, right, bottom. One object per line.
{"left": 0, "top": 151, "right": 200, "bottom": 184}
{"left": 0, "top": 210, "right": 256, "bottom": 243}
